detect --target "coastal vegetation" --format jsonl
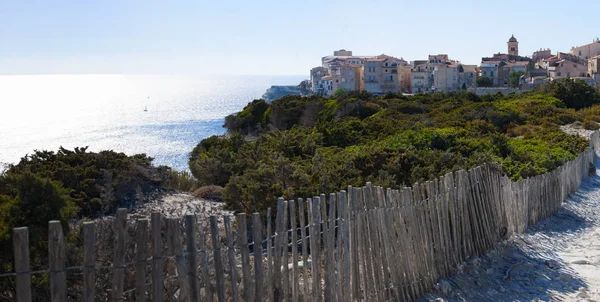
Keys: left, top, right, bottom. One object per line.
{"left": 190, "top": 79, "right": 600, "bottom": 215}
{"left": 0, "top": 147, "right": 169, "bottom": 298}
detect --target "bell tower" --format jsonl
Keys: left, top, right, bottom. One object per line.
{"left": 508, "top": 34, "right": 519, "bottom": 56}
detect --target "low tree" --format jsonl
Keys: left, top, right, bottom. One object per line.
{"left": 476, "top": 76, "right": 493, "bottom": 87}
{"left": 510, "top": 71, "right": 525, "bottom": 88}
{"left": 544, "top": 78, "right": 600, "bottom": 109}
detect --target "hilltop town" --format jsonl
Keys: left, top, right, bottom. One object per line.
{"left": 309, "top": 35, "right": 600, "bottom": 96}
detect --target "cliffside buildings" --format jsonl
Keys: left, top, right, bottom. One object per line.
{"left": 571, "top": 38, "right": 600, "bottom": 60}
{"left": 410, "top": 54, "right": 476, "bottom": 93}
{"left": 310, "top": 50, "right": 409, "bottom": 96}
{"left": 309, "top": 35, "right": 600, "bottom": 96}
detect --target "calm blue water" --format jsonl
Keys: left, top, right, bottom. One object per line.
{"left": 0, "top": 74, "right": 305, "bottom": 171}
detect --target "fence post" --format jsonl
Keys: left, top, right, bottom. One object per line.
{"left": 252, "top": 213, "right": 264, "bottom": 302}
{"left": 167, "top": 218, "right": 190, "bottom": 301}
{"left": 281, "top": 200, "right": 290, "bottom": 302}
{"left": 266, "top": 208, "right": 274, "bottom": 302}
{"left": 48, "top": 221, "right": 66, "bottom": 302}
{"left": 224, "top": 216, "right": 240, "bottom": 302}
{"left": 289, "top": 200, "right": 299, "bottom": 302}
{"left": 83, "top": 222, "right": 95, "bottom": 302}
{"left": 151, "top": 212, "right": 163, "bottom": 302}
{"left": 237, "top": 213, "right": 251, "bottom": 302}
{"left": 185, "top": 215, "right": 200, "bottom": 302}
{"left": 198, "top": 218, "right": 213, "bottom": 302}
{"left": 135, "top": 219, "right": 149, "bottom": 302}
{"left": 209, "top": 216, "right": 225, "bottom": 302}
{"left": 13, "top": 227, "right": 31, "bottom": 302}
{"left": 298, "top": 199, "right": 309, "bottom": 302}
{"left": 112, "top": 208, "right": 127, "bottom": 302}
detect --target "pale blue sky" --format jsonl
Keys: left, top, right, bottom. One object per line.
{"left": 1, "top": 0, "right": 599, "bottom": 76}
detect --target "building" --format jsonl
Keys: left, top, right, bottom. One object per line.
{"left": 310, "top": 66, "right": 329, "bottom": 94}
{"left": 399, "top": 65, "right": 412, "bottom": 92}
{"left": 410, "top": 55, "right": 474, "bottom": 92}
{"left": 410, "top": 55, "right": 450, "bottom": 93}
{"left": 319, "top": 76, "right": 334, "bottom": 96}
{"left": 330, "top": 62, "right": 363, "bottom": 92}
{"left": 507, "top": 61, "right": 530, "bottom": 74}
{"left": 570, "top": 38, "right": 600, "bottom": 60}
{"left": 362, "top": 55, "right": 406, "bottom": 94}
{"left": 589, "top": 55, "right": 600, "bottom": 78}
{"left": 432, "top": 62, "right": 460, "bottom": 92}
{"left": 480, "top": 59, "right": 506, "bottom": 87}
{"left": 333, "top": 49, "right": 353, "bottom": 56}
{"left": 459, "top": 65, "right": 478, "bottom": 89}
{"left": 508, "top": 35, "right": 519, "bottom": 56}
{"left": 478, "top": 35, "right": 533, "bottom": 87}
{"left": 532, "top": 49, "right": 553, "bottom": 62}
{"left": 411, "top": 61, "right": 432, "bottom": 93}
{"left": 547, "top": 52, "right": 588, "bottom": 80}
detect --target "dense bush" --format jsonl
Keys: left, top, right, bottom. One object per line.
{"left": 190, "top": 91, "right": 593, "bottom": 215}
{"left": 193, "top": 185, "right": 224, "bottom": 201}
{"left": 0, "top": 147, "right": 169, "bottom": 298}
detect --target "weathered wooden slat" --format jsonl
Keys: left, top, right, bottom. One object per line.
{"left": 308, "top": 197, "right": 320, "bottom": 302}
{"left": 298, "top": 199, "right": 309, "bottom": 302}
{"left": 266, "top": 208, "right": 274, "bottom": 302}
{"left": 223, "top": 216, "right": 239, "bottom": 302}
{"left": 83, "top": 222, "right": 95, "bottom": 302}
{"left": 273, "top": 198, "right": 285, "bottom": 301}
{"left": 252, "top": 213, "right": 264, "bottom": 302}
{"left": 167, "top": 218, "right": 190, "bottom": 301}
{"left": 49, "top": 221, "right": 66, "bottom": 302}
{"left": 210, "top": 216, "right": 225, "bottom": 302}
{"left": 13, "top": 227, "right": 31, "bottom": 302}
{"left": 184, "top": 215, "right": 201, "bottom": 302}
{"left": 237, "top": 213, "right": 251, "bottom": 302}
{"left": 282, "top": 200, "right": 290, "bottom": 302}
{"left": 151, "top": 213, "right": 163, "bottom": 302}
{"left": 198, "top": 218, "right": 213, "bottom": 302}
{"left": 135, "top": 219, "right": 148, "bottom": 302}
{"left": 111, "top": 209, "right": 127, "bottom": 302}
{"left": 289, "top": 199, "right": 299, "bottom": 302}
{"left": 338, "top": 190, "right": 350, "bottom": 302}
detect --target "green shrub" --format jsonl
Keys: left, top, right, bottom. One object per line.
{"left": 583, "top": 117, "right": 600, "bottom": 130}
{"left": 191, "top": 91, "right": 590, "bottom": 214}
{"left": 193, "top": 185, "right": 224, "bottom": 201}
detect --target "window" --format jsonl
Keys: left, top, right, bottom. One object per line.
{"left": 490, "top": 71, "right": 494, "bottom": 77}
{"left": 452, "top": 75, "right": 456, "bottom": 81}
{"left": 579, "top": 50, "right": 582, "bottom": 56}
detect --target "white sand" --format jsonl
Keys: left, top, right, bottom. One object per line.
{"left": 423, "top": 157, "right": 600, "bottom": 301}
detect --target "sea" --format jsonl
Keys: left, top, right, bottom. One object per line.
{"left": 0, "top": 74, "right": 305, "bottom": 171}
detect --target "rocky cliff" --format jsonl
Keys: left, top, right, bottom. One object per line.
{"left": 261, "top": 80, "right": 311, "bottom": 103}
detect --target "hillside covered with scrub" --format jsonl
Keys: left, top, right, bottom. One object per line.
{"left": 190, "top": 79, "right": 600, "bottom": 215}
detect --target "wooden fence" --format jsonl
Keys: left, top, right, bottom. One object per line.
{"left": 4, "top": 131, "right": 599, "bottom": 301}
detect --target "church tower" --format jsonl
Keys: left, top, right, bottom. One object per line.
{"left": 508, "top": 34, "right": 519, "bottom": 56}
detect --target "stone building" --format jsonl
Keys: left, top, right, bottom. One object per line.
{"left": 570, "top": 38, "right": 600, "bottom": 60}
{"left": 508, "top": 35, "right": 519, "bottom": 56}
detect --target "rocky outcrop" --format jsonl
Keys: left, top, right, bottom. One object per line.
{"left": 262, "top": 80, "right": 311, "bottom": 103}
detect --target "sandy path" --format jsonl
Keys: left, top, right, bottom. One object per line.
{"left": 423, "top": 156, "right": 600, "bottom": 302}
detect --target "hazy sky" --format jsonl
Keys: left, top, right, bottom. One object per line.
{"left": 2, "top": 0, "right": 600, "bottom": 76}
